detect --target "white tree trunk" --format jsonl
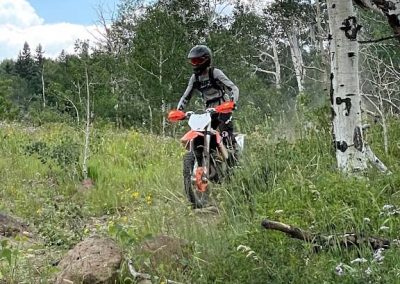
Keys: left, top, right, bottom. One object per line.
{"left": 287, "top": 25, "right": 305, "bottom": 93}
{"left": 316, "top": 0, "right": 330, "bottom": 89}
{"left": 271, "top": 41, "right": 281, "bottom": 90}
{"left": 82, "top": 65, "right": 91, "bottom": 180}
{"left": 327, "top": 0, "right": 367, "bottom": 172}
{"left": 41, "top": 65, "right": 46, "bottom": 108}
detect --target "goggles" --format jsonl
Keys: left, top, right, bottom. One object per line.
{"left": 189, "top": 57, "right": 207, "bottom": 66}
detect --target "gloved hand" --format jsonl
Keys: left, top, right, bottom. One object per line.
{"left": 230, "top": 97, "right": 237, "bottom": 110}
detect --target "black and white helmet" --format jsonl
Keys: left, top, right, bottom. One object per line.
{"left": 187, "top": 45, "right": 212, "bottom": 74}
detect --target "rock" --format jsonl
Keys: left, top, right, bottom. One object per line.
{"left": 0, "top": 212, "right": 30, "bottom": 237}
{"left": 55, "top": 237, "right": 122, "bottom": 284}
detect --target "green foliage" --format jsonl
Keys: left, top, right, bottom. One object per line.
{"left": 0, "top": 240, "right": 21, "bottom": 283}
{"left": 0, "top": 240, "right": 13, "bottom": 267}
{"left": 0, "top": 79, "right": 19, "bottom": 120}
{"left": 24, "top": 136, "right": 80, "bottom": 172}
{"left": 35, "top": 201, "right": 86, "bottom": 248}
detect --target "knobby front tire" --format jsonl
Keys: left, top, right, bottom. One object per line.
{"left": 183, "top": 152, "right": 209, "bottom": 209}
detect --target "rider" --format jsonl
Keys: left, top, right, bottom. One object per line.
{"left": 177, "top": 45, "right": 239, "bottom": 166}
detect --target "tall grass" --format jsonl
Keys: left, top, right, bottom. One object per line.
{"left": 0, "top": 114, "right": 399, "bottom": 283}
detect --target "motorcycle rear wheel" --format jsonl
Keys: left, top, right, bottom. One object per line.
{"left": 183, "top": 152, "right": 209, "bottom": 208}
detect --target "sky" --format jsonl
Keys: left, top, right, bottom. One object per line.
{"left": 0, "top": 0, "right": 119, "bottom": 60}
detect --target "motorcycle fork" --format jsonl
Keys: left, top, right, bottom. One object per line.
{"left": 203, "top": 122, "right": 211, "bottom": 179}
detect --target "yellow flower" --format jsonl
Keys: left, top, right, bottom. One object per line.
{"left": 131, "top": 191, "right": 140, "bottom": 199}
{"left": 146, "top": 194, "right": 152, "bottom": 205}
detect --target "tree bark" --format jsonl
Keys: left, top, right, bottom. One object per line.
{"left": 328, "top": 0, "right": 368, "bottom": 172}
{"left": 328, "top": 0, "right": 389, "bottom": 173}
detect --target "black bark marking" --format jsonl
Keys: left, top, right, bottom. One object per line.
{"left": 340, "top": 16, "right": 362, "bottom": 40}
{"left": 331, "top": 107, "right": 336, "bottom": 118}
{"left": 340, "top": 84, "right": 344, "bottom": 87}
{"left": 328, "top": 33, "right": 333, "bottom": 41}
{"left": 336, "top": 141, "right": 348, "bottom": 152}
{"left": 332, "top": 4, "right": 336, "bottom": 8}
{"left": 354, "top": 0, "right": 368, "bottom": 9}
{"left": 330, "top": 73, "right": 334, "bottom": 105}
{"left": 353, "top": 126, "right": 363, "bottom": 151}
{"left": 336, "top": 97, "right": 352, "bottom": 116}
{"left": 346, "top": 93, "right": 355, "bottom": 97}
{"left": 348, "top": 52, "right": 355, "bottom": 57}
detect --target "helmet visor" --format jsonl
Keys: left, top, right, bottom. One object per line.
{"left": 189, "top": 57, "right": 206, "bottom": 66}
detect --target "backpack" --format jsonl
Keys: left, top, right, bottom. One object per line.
{"left": 193, "top": 67, "right": 225, "bottom": 93}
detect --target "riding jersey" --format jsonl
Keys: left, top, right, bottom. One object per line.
{"left": 177, "top": 67, "right": 239, "bottom": 110}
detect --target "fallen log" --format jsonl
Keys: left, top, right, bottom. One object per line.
{"left": 261, "top": 219, "right": 390, "bottom": 251}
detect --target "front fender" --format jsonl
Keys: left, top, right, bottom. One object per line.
{"left": 181, "top": 130, "right": 204, "bottom": 143}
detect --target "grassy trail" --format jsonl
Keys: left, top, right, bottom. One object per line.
{"left": 1, "top": 120, "right": 400, "bottom": 283}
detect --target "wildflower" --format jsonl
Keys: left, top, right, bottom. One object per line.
{"left": 373, "top": 248, "right": 385, "bottom": 263}
{"left": 131, "top": 191, "right": 140, "bottom": 199}
{"left": 146, "top": 194, "right": 152, "bottom": 205}
{"left": 365, "top": 267, "right": 372, "bottom": 275}
{"left": 379, "top": 226, "right": 390, "bottom": 231}
{"left": 274, "top": 209, "right": 284, "bottom": 214}
{"left": 393, "top": 239, "right": 400, "bottom": 246}
{"left": 335, "top": 263, "right": 344, "bottom": 276}
{"left": 363, "top": 217, "right": 370, "bottom": 223}
{"left": 382, "top": 204, "right": 394, "bottom": 211}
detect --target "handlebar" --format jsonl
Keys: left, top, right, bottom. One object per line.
{"left": 168, "top": 101, "right": 235, "bottom": 122}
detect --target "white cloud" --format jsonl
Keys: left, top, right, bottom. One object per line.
{"left": 0, "top": 0, "right": 103, "bottom": 60}
{"left": 0, "top": 0, "right": 43, "bottom": 27}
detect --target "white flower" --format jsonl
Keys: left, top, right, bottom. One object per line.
{"left": 393, "top": 239, "right": 400, "bottom": 246}
{"left": 383, "top": 204, "right": 394, "bottom": 211}
{"left": 373, "top": 248, "right": 385, "bottom": 263}
{"left": 379, "top": 226, "right": 390, "bottom": 231}
{"left": 365, "top": 267, "right": 372, "bottom": 275}
{"left": 335, "top": 263, "right": 344, "bottom": 276}
{"left": 363, "top": 217, "right": 370, "bottom": 223}
{"left": 274, "top": 209, "right": 284, "bottom": 214}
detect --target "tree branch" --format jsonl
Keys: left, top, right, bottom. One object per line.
{"left": 362, "top": 93, "right": 400, "bottom": 112}
{"left": 358, "top": 34, "right": 400, "bottom": 44}
{"left": 134, "top": 61, "right": 160, "bottom": 80}
{"left": 262, "top": 219, "right": 391, "bottom": 251}
{"left": 302, "top": 65, "right": 325, "bottom": 73}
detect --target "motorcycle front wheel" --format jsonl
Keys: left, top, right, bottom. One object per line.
{"left": 183, "top": 152, "right": 209, "bottom": 208}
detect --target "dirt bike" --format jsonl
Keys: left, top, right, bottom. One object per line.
{"left": 168, "top": 101, "right": 244, "bottom": 208}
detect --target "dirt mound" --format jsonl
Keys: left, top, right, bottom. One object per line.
{"left": 139, "top": 235, "right": 191, "bottom": 272}
{"left": 56, "top": 237, "right": 122, "bottom": 284}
